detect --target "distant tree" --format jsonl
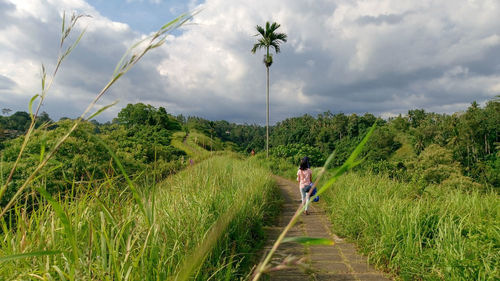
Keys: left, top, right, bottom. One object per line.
{"left": 176, "top": 114, "right": 186, "bottom": 125}
{"left": 364, "top": 126, "right": 401, "bottom": 161}
{"left": 408, "top": 109, "right": 426, "bottom": 128}
{"left": 115, "top": 103, "right": 181, "bottom": 131}
{"left": 35, "top": 111, "right": 53, "bottom": 128}
{"left": 7, "top": 111, "right": 30, "bottom": 131}
{"left": 251, "top": 21, "right": 287, "bottom": 158}
{"left": 2, "top": 108, "right": 12, "bottom": 116}
{"left": 390, "top": 114, "right": 409, "bottom": 131}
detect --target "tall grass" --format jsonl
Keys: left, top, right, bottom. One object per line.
{"left": 171, "top": 132, "right": 212, "bottom": 160}
{"left": 0, "top": 155, "right": 279, "bottom": 280}
{"left": 251, "top": 124, "right": 376, "bottom": 280}
{"left": 321, "top": 172, "right": 499, "bottom": 280}
{"left": 187, "top": 132, "right": 223, "bottom": 152}
{"left": 0, "top": 11, "right": 194, "bottom": 219}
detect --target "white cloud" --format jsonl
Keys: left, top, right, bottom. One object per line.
{"left": 1, "top": 0, "right": 499, "bottom": 123}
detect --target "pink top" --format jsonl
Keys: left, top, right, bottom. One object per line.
{"left": 297, "top": 168, "right": 312, "bottom": 189}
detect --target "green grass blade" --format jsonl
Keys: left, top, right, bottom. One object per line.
{"left": 86, "top": 100, "right": 118, "bottom": 120}
{"left": 282, "top": 236, "right": 334, "bottom": 246}
{"left": 344, "top": 123, "right": 377, "bottom": 167}
{"left": 53, "top": 265, "right": 69, "bottom": 281}
{"left": 0, "top": 250, "right": 62, "bottom": 263}
{"left": 29, "top": 94, "right": 40, "bottom": 121}
{"left": 41, "top": 64, "right": 46, "bottom": 90}
{"left": 39, "top": 136, "right": 46, "bottom": 163}
{"left": 61, "top": 11, "right": 65, "bottom": 34}
{"left": 317, "top": 122, "right": 377, "bottom": 196}
{"left": 88, "top": 133, "right": 150, "bottom": 226}
{"left": 35, "top": 188, "right": 78, "bottom": 264}
{"left": 33, "top": 163, "right": 63, "bottom": 182}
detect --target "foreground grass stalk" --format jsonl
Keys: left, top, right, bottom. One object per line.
{"left": 0, "top": 155, "right": 277, "bottom": 279}
{"left": 0, "top": 13, "right": 86, "bottom": 202}
{"left": 0, "top": 12, "right": 194, "bottom": 219}
{"left": 173, "top": 203, "right": 235, "bottom": 281}
{"left": 252, "top": 206, "right": 301, "bottom": 280}
{"left": 252, "top": 124, "right": 376, "bottom": 280}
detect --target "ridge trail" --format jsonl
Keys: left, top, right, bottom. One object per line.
{"left": 262, "top": 176, "right": 392, "bottom": 281}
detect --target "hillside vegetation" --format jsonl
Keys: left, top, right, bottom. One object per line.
{"left": 1, "top": 97, "right": 498, "bottom": 280}
{"left": 0, "top": 102, "right": 282, "bottom": 280}
{"left": 321, "top": 172, "right": 499, "bottom": 280}
{"left": 0, "top": 154, "right": 278, "bottom": 280}
{"left": 1, "top": 103, "right": 195, "bottom": 207}
{"left": 185, "top": 99, "right": 499, "bottom": 190}
{"left": 257, "top": 98, "right": 499, "bottom": 281}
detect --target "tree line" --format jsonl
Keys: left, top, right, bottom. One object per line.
{"left": 183, "top": 98, "right": 499, "bottom": 189}
{"left": 0, "top": 103, "right": 186, "bottom": 207}
{"left": 2, "top": 97, "right": 498, "bottom": 196}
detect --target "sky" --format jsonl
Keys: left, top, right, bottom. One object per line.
{"left": 0, "top": 0, "right": 499, "bottom": 124}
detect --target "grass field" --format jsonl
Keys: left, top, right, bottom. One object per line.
{"left": 321, "top": 172, "right": 499, "bottom": 280}
{"left": 171, "top": 131, "right": 214, "bottom": 160}
{"left": 0, "top": 155, "right": 279, "bottom": 280}
{"left": 261, "top": 152, "right": 499, "bottom": 281}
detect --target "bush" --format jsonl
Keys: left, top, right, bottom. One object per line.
{"left": 270, "top": 143, "right": 325, "bottom": 166}
{"left": 411, "top": 144, "right": 462, "bottom": 185}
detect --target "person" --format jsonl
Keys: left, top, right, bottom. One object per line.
{"left": 251, "top": 149, "right": 255, "bottom": 156}
{"left": 297, "top": 156, "right": 314, "bottom": 215}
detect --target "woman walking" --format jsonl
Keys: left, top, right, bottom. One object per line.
{"left": 297, "top": 157, "right": 313, "bottom": 215}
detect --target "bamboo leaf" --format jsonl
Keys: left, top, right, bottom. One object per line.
{"left": 282, "top": 236, "right": 334, "bottom": 246}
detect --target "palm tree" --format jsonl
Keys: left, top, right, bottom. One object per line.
{"left": 251, "top": 21, "right": 287, "bottom": 158}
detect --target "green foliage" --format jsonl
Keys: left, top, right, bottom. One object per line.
{"left": 271, "top": 114, "right": 317, "bottom": 147}
{"left": 188, "top": 131, "right": 224, "bottom": 151}
{"left": 363, "top": 126, "right": 401, "bottom": 162}
{"left": 0, "top": 104, "right": 189, "bottom": 207}
{"left": 270, "top": 143, "right": 325, "bottom": 166}
{"left": 390, "top": 133, "right": 416, "bottom": 163}
{"left": 1, "top": 120, "right": 118, "bottom": 206}
{"left": 254, "top": 153, "right": 297, "bottom": 179}
{"left": 0, "top": 156, "right": 279, "bottom": 280}
{"left": 484, "top": 157, "right": 500, "bottom": 187}
{"left": 248, "top": 99, "right": 498, "bottom": 188}
{"left": 251, "top": 21, "right": 288, "bottom": 67}
{"left": 0, "top": 111, "right": 52, "bottom": 143}
{"left": 115, "top": 103, "right": 181, "bottom": 131}
{"left": 321, "top": 172, "right": 499, "bottom": 280}
{"left": 412, "top": 144, "right": 461, "bottom": 185}
{"left": 182, "top": 117, "right": 266, "bottom": 153}
{"left": 0, "top": 111, "right": 30, "bottom": 131}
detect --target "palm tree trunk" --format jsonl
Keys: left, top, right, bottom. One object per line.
{"left": 266, "top": 65, "right": 269, "bottom": 158}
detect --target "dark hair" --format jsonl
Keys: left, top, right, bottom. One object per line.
{"left": 299, "top": 157, "right": 310, "bottom": 170}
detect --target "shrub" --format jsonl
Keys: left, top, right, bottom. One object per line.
{"left": 270, "top": 143, "right": 325, "bottom": 166}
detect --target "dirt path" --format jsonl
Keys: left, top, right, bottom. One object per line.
{"left": 261, "top": 176, "right": 392, "bottom": 281}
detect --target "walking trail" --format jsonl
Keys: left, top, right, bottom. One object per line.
{"left": 261, "top": 176, "right": 392, "bottom": 281}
